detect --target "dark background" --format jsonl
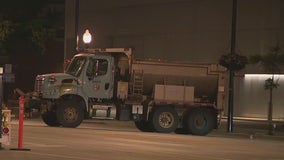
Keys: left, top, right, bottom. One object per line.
{"left": 0, "top": 0, "right": 65, "bottom": 100}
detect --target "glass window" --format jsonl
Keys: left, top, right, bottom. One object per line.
{"left": 66, "top": 56, "right": 87, "bottom": 77}
{"left": 97, "top": 59, "right": 108, "bottom": 76}
{"left": 86, "top": 58, "right": 108, "bottom": 78}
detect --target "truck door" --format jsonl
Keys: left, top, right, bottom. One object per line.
{"left": 84, "top": 57, "right": 114, "bottom": 99}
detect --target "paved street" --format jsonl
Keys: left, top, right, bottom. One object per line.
{"left": 0, "top": 118, "right": 284, "bottom": 160}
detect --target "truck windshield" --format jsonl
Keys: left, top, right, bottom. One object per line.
{"left": 66, "top": 56, "right": 87, "bottom": 77}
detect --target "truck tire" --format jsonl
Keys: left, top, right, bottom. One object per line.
{"left": 56, "top": 100, "right": 84, "bottom": 128}
{"left": 151, "top": 107, "right": 178, "bottom": 133}
{"left": 185, "top": 109, "right": 215, "bottom": 135}
{"left": 134, "top": 120, "right": 154, "bottom": 132}
{"left": 42, "top": 111, "right": 60, "bottom": 127}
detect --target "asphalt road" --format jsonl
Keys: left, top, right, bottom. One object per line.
{"left": 0, "top": 119, "right": 284, "bottom": 160}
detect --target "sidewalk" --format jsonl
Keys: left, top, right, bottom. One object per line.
{"left": 209, "top": 119, "right": 284, "bottom": 141}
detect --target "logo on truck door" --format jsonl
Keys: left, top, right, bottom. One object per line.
{"left": 93, "top": 83, "right": 100, "bottom": 91}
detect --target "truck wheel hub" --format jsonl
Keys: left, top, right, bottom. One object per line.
{"left": 158, "top": 112, "right": 174, "bottom": 128}
{"left": 63, "top": 107, "right": 78, "bottom": 122}
{"left": 195, "top": 117, "right": 206, "bottom": 128}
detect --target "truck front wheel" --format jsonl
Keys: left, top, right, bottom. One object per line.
{"left": 185, "top": 109, "right": 215, "bottom": 135}
{"left": 42, "top": 111, "right": 60, "bottom": 127}
{"left": 56, "top": 100, "right": 84, "bottom": 128}
{"left": 151, "top": 107, "right": 178, "bottom": 133}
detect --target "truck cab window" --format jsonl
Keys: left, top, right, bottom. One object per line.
{"left": 66, "top": 56, "right": 87, "bottom": 77}
{"left": 86, "top": 58, "right": 95, "bottom": 79}
{"left": 96, "top": 59, "right": 108, "bottom": 76}
{"left": 86, "top": 59, "right": 108, "bottom": 79}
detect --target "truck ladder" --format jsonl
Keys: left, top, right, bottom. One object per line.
{"left": 132, "top": 70, "right": 144, "bottom": 96}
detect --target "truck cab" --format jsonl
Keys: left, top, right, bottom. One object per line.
{"left": 72, "top": 53, "right": 115, "bottom": 100}
{"left": 36, "top": 48, "right": 132, "bottom": 127}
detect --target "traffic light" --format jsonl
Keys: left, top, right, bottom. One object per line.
{"left": 0, "top": 110, "right": 11, "bottom": 145}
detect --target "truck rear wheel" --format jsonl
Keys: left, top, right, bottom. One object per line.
{"left": 185, "top": 109, "right": 215, "bottom": 135}
{"left": 151, "top": 107, "right": 178, "bottom": 133}
{"left": 56, "top": 100, "right": 84, "bottom": 128}
{"left": 42, "top": 111, "right": 60, "bottom": 127}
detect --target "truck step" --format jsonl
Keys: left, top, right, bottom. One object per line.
{"left": 91, "top": 116, "right": 114, "bottom": 120}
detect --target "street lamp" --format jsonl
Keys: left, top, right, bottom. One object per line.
{"left": 83, "top": 29, "right": 92, "bottom": 49}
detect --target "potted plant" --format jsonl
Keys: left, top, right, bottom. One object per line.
{"left": 219, "top": 53, "right": 248, "bottom": 71}
{"left": 249, "top": 44, "right": 284, "bottom": 135}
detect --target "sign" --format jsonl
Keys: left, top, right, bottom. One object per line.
{"left": 0, "top": 110, "right": 11, "bottom": 146}
{"left": 3, "top": 73, "right": 15, "bottom": 83}
{"left": 4, "top": 64, "right": 12, "bottom": 74}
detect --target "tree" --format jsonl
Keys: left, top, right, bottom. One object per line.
{"left": 219, "top": 53, "right": 248, "bottom": 71}
{"left": 0, "top": 20, "right": 14, "bottom": 55}
{"left": 30, "top": 18, "right": 57, "bottom": 54}
{"left": 0, "top": 0, "right": 63, "bottom": 55}
{"left": 249, "top": 44, "right": 284, "bottom": 135}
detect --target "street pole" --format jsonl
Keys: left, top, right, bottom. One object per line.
{"left": 75, "top": 0, "right": 79, "bottom": 51}
{"left": 227, "top": 0, "right": 238, "bottom": 133}
{"left": 0, "top": 74, "right": 3, "bottom": 148}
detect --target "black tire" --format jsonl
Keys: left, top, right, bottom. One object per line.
{"left": 151, "top": 107, "right": 178, "bottom": 133}
{"left": 185, "top": 109, "right": 216, "bottom": 136}
{"left": 56, "top": 100, "right": 84, "bottom": 128}
{"left": 42, "top": 111, "right": 60, "bottom": 127}
{"left": 174, "top": 128, "right": 189, "bottom": 134}
{"left": 134, "top": 120, "right": 154, "bottom": 132}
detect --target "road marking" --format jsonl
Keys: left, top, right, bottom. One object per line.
{"left": 27, "top": 152, "right": 96, "bottom": 160}
{"left": 25, "top": 142, "right": 66, "bottom": 148}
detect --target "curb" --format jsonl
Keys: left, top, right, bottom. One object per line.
{"left": 209, "top": 130, "right": 284, "bottom": 141}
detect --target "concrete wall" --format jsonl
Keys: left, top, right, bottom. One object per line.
{"left": 65, "top": 0, "right": 284, "bottom": 119}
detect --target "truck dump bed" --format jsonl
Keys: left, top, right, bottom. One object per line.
{"left": 131, "top": 60, "right": 226, "bottom": 110}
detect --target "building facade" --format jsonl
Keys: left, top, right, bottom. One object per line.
{"left": 65, "top": 0, "right": 284, "bottom": 120}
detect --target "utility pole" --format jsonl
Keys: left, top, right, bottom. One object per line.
{"left": 227, "top": 0, "right": 238, "bottom": 132}
{"left": 75, "top": 0, "right": 79, "bottom": 51}
{"left": 0, "top": 68, "right": 3, "bottom": 148}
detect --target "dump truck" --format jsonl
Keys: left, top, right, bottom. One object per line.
{"left": 33, "top": 48, "right": 226, "bottom": 135}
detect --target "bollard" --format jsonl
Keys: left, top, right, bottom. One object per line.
{"left": 18, "top": 96, "right": 24, "bottom": 149}
{"left": 10, "top": 96, "right": 31, "bottom": 151}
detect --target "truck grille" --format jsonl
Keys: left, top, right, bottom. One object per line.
{"left": 35, "top": 76, "right": 45, "bottom": 95}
